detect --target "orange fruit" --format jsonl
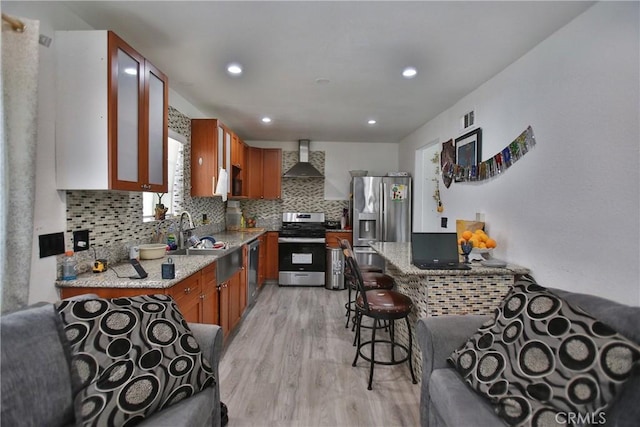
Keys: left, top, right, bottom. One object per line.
{"left": 486, "top": 238, "right": 497, "bottom": 248}
{"left": 462, "top": 230, "right": 473, "bottom": 240}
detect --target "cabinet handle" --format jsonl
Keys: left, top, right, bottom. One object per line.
{"left": 184, "top": 287, "right": 191, "bottom": 294}
{"left": 200, "top": 294, "right": 205, "bottom": 300}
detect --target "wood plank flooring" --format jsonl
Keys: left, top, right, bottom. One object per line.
{"left": 219, "top": 284, "right": 421, "bottom": 427}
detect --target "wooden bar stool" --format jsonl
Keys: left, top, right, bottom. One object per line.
{"left": 343, "top": 247, "right": 417, "bottom": 390}
{"left": 339, "top": 239, "right": 388, "bottom": 329}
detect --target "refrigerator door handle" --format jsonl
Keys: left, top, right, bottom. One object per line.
{"left": 379, "top": 181, "right": 386, "bottom": 241}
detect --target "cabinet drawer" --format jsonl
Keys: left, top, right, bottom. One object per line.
{"left": 169, "top": 272, "right": 201, "bottom": 306}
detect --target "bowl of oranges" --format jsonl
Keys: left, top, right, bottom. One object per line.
{"left": 459, "top": 229, "right": 497, "bottom": 260}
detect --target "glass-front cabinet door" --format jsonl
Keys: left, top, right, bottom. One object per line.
{"left": 145, "top": 61, "right": 168, "bottom": 193}
{"left": 108, "top": 31, "right": 167, "bottom": 192}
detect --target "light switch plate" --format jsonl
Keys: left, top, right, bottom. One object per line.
{"left": 39, "top": 232, "right": 65, "bottom": 258}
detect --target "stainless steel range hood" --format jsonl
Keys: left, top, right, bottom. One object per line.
{"left": 283, "top": 140, "right": 323, "bottom": 178}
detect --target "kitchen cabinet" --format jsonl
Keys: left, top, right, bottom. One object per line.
{"left": 200, "top": 263, "right": 218, "bottom": 324}
{"left": 258, "top": 234, "right": 266, "bottom": 287}
{"left": 228, "top": 269, "right": 243, "bottom": 334}
{"left": 218, "top": 267, "right": 244, "bottom": 340}
{"left": 191, "top": 119, "right": 221, "bottom": 197}
{"left": 326, "top": 231, "right": 353, "bottom": 248}
{"left": 262, "top": 149, "right": 282, "bottom": 199}
{"left": 246, "top": 146, "right": 263, "bottom": 199}
{"left": 221, "top": 127, "right": 247, "bottom": 198}
{"left": 168, "top": 272, "right": 202, "bottom": 323}
{"left": 265, "top": 231, "right": 279, "bottom": 280}
{"left": 55, "top": 30, "right": 168, "bottom": 192}
{"left": 60, "top": 264, "right": 216, "bottom": 325}
{"left": 246, "top": 148, "right": 282, "bottom": 199}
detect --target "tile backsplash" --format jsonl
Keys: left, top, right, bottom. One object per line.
{"left": 240, "top": 151, "right": 348, "bottom": 223}
{"left": 63, "top": 107, "right": 348, "bottom": 274}
{"left": 64, "top": 107, "right": 225, "bottom": 272}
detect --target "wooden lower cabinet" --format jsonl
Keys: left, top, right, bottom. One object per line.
{"left": 60, "top": 249, "right": 254, "bottom": 341}
{"left": 59, "top": 262, "right": 218, "bottom": 325}
{"left": 218, "top": 279, "right": 230, "bottom": 338}
{"left": 200, "top": 263, "right": 218, "bottom": 324}
{"left": 326, "top": 231, "right": 352, "bottom": 248}
{"left": 265, "top": 231, "right": 279, "bottom": 280}
{"left": 258, "top": 234, "right": 266, "bottom": 287}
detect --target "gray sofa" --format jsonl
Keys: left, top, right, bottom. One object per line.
{"left": 1, "top": 299, "right": 223, "bottom": 427}
{"left": 417, "top": 287, "right": 640, "bottom": 427}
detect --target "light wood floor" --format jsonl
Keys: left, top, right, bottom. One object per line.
{"left": 219, "top": 284, "right": 421, "bottom": 427}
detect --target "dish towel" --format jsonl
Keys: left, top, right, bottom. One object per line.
{"left": 215, "top": 168, "right": 228, "bottom": 202}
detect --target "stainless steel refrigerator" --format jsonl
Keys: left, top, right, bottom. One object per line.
{"left": 350, "top": 176, "right": 412, "bottom": 270}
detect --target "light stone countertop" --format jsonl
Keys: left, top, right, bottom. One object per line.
{"left": 370, "top": 242, "right": 529, "bottom": 276}
{"left": 56, "top": 229, "right": 267, "bottom": 290}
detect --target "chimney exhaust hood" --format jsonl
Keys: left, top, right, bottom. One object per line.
{"left": 283, "top": 140, "right": 323, "bottom": 178}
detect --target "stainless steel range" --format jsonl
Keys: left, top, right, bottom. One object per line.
{"left": 278, "top": 212, "right": 326, "bottom": 286}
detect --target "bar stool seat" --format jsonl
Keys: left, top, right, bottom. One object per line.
{"left": 340, "top": 239, "right": 394, "bottom": 329}
{"left": 356, "top": 290, "right": 413, "bottom": 316}
{"left": 361, "top": 272, "right": 394, "bottom": 290}
{"left": 343, "top": 246, "right": 417, "bottom": 391}
{"left": 360, "top": 264, "right": 383, "bottom": 273}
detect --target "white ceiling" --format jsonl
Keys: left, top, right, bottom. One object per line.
{"left": 59, "top": 1, "right": 594, "bottom": 143}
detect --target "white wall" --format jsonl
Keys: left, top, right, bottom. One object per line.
{"left": 400, "top": 2, "right": 640, "bottom": 305}
{"left": 3, "top": 2, "right": 93, "bottom": 304}
{"left": 249, "top": 140, "right": 399, "bottom": 200}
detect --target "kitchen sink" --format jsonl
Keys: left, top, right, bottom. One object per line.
{"left": 167, "top": 246, "right": 241, "bottom": 283}
{"left": 216, "top": 247, "right": 242, "bottom": 283}
{"left": 167, "top": 247, "right": 227, "bottom": 256}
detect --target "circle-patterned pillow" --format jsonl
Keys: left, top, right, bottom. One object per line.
{"left": 448, "top": 277, "right": 640, "bottom": 427}
{"left": 55, "top": 295, "right": 215, "bottom": 426}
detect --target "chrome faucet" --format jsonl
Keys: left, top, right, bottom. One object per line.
{"left": 178, "top": 211, "right": 195, "bottom": 249}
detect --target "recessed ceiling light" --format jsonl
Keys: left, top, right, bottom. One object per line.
{"left": 402, "top": 67, "right": 417, "bottom": 79}
{"left": 367, "top": 119, "right": 377, "bottom": 125}
{"left": 227, "top": 63, "right": 243, "bottom": 76}
{"left": 261, "top": 117, "right": 272, "bottom": 124}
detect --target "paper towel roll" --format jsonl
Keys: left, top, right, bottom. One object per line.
{"left": 215, "top": 168, "right": 228, "bottom": 202}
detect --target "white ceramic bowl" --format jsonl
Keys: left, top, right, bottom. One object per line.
{"left": 139, "top": 243, "right": 167, "bottom": 260}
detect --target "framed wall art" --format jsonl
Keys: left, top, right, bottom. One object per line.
{"left": 455, "top": 128, "right": 482, "bottom": 181}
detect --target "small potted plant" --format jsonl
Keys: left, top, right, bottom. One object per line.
{"left": 155, "top": 193, "right": 168, "bottom": 220}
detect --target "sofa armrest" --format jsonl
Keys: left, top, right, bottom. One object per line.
{"left": 416, "top": 314, "right": 489, "bottom": 427}
{"left": 417, "top": 314, "right": 489, "bottom": 372}
{"left": 188, "top": 323, "right": 223, "bottom": 427}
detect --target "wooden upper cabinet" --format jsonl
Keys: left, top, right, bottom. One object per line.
{"left": 55, "top": 30, "right": 168, "bottom": 192}
{"left": 246, "top": 146, "right": 263, "bottom": 199}
{"left": 245, "top": 147, "right": 281, "bottom": 200}
{"left": 191, "top": 119, "right": 220, "bottom": 197}
{"left": 262, "top": 149, "right": 282, "bottom": 199}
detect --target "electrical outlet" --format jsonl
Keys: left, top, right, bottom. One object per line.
{"left": 441, "top": 217, "right": 448, "bottom": 228}
{"left": 39, "top": 34, "right": 52, "bottom": 48}
{"left": 39, "top": 232, "right": 65, "bottom": 258}
{"left": 73, "top": 229, "right": 90, "bottom": 252}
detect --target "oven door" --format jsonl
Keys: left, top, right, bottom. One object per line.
{"left": 278, "top": 238, "right": 326, "bottom": 286}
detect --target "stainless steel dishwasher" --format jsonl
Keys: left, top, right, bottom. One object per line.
{"left": 247, "top": 239, "right": 260, "bottom": 306}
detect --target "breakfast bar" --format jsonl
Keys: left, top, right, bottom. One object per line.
{"left": 369, "top": 242, "right": 529, "bottom": 375}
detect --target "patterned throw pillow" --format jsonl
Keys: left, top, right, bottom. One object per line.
{"left": 449, "top": 277, "right": 640, "bottom": 427}
{"left": 55, "top": 294, "right": 215, "bottom": 427}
